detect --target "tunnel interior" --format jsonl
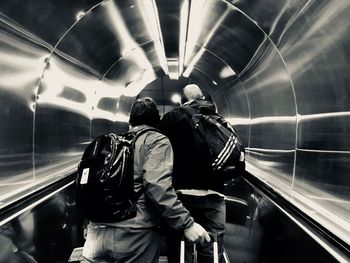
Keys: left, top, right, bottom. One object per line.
{"left": 0, "top": 0, "right": 350, "bottom": 259}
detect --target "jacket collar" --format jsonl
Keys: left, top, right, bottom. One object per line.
{"left": 129, "top": 124, "right": 153, "bottom": 133}
{"left": 182, "top": 99, "right": 216, "bottom": 113}
{"left": 182, "top": 99, "right": 196, "bottom": 106}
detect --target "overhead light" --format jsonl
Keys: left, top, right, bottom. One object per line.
{"left": 184, "top": 0, "right": 207, "bottom": 66}
{"left": 139, "top": 0, "right": 169, "bottom": 75}
{"left": 180, "top": 0, "right": 209, "bottom": 77}
{"left": 179, "top": 0, "right": 189, "bottom": 76}
{"left": 181, "top": 1, "right": 230, "bottom": 78}
{"left": 171, "top": 93, "right": 181, "bottom": 104}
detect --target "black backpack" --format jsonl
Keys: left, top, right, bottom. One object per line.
{"left": 75, "top": 128, "right": 156, "bottom": 223}
{"left": 182, "top": 103, "right": 245, "bottom": 178}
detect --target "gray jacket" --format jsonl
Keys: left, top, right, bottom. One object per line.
{"left": 100, "top": 125, "right": 194, "bottom": 231}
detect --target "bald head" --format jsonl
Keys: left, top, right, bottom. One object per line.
{"left": 181, "top": 84, "right": 204, "bottom": 105}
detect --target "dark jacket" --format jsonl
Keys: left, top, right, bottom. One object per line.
{"left": 159, "top": 99, "right": 227, "bottom": 193}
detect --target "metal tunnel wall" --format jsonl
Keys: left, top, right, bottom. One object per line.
{"left": 0, "top": 0, "right": 349, "bottom": 249}
{"left": 217, "top": 1, "right": 350, "bottom": 245}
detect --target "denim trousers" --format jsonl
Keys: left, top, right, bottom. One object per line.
{"left": 82, "top": 225, "right": 161, "bottom": 263}
{"left": 166, "top": 194, "right": 226, "bottom": 263}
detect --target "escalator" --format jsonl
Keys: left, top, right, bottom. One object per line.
{"left": 1, "top": 171, "right": 349, "bottom": 263}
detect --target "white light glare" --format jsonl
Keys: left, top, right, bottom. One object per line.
{"left": 139, "top": 0, "right": 168, "bottom": 74}
{"left": 171, "top": 93, "right": 181, "bottom": 104}
{"left": 219, "top": 66, "right": 236, "bottom": 78}
{"left": 76, "top": 11, "right": 85, "bottom": 20}
{"left": 182, "top": 3, "right": 230, "bottom": 78}
{"left": 184, "top": 0, "right": 207, "bottom": 65}
{"left": 123, "top": 69, "right": 156, "bottom": 97}
{"left": 183, "top": 48, "right": 205, "bottom": 77}
{"left": 179, "top": 0, "right": 189, "bottom": 76}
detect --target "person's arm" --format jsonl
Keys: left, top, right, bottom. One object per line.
{"left": 158, "top": 111, "right": 173, "bottom": 137}
{"left": 142, "top": 132, "right": 209, "bottom": 243}
{"left": 142, "top": 132, "right": 192, "bottom": 231}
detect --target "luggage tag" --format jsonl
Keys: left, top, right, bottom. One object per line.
{"left": 80, "top": 168, "right": 89, "bottom": 184}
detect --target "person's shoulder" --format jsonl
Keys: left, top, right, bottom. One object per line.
{"left": 130, "top": 125, "right": 161, "bottom": 139}
{"left": 164, "top": 107, "right": 185, "bottom": 116}
{"left": 161, "top": 107, "right": 187, "bottom": 122}
{"left": 144, "top": 128, "right": 167, "bottom": 141}
{"left": 133, "top": 126, "right": 167, "bottom": 146}
{"left": 144, "top": 130, "right": 171, "bottom": 150}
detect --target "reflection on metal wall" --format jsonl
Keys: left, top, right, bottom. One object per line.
{"left": 223, "top": 177, "right": 347, "bottom": 263}
{"left": 0, "top": 183, "right": 82, "bottom": 263}
{"left": 239, "top": 40, "right": 297, "bottom": 187}
{"left": 0, "top": 13, "right": 50, "bottom": 202}
{"left": 0, "top": 0, "right": 165, "bottom": 207}
{"left": 34, "top": 54, "right": 94, "bottom": 179}
{"left": 172, "top": 0, "right": 350, "bottom": 245}
{"left": 222, "top": 0, "right": 350, "bottom": 245}
{"left": 280, "top": 1, "right": 350, "bottom": 223}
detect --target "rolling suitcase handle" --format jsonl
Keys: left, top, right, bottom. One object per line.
{"left": 180, "top": 232, "right": 219, "bottom": 263}
{"left": 212, "top": 233, "right": 219, "bottom": 263}
{"left": 180, "top": 235, "right": 185, "bottom": 263}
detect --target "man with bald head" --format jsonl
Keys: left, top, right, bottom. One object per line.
{"left": 180, "top": 84, "right": 206, "bottom": 105}
{"left": 159, "top": 84, "right": 226, "bottom": 262}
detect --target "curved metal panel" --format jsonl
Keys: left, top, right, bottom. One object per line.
{"left": 183, "top": 0, "right": 265, "bottom": 75}
{"left": 219, "top": 79, "right": 250, "bottom": 148}
{"left": 242, "top": 42, "right": 297, "bottom": 150}
{"left": 281, "top": 1, "right": 350, "bottom": 151}
{"left": 279, "top": 0, "right": 350, "bottom": 224}
{"left": 225, "top": 0, "right": 350, "bottom": 243}
{"left": 185, "top": 48, "right": 238, "bottom": 87}
{"left": 56, "top": 1, "right": 127, "bottom": 75}
{"left": 231, "top": 0, "right": 309, "bottom": 44}
{"left": 0, "top": 0, "right": 102, "bottom": 45}
{"left": 56, "top": 0, "right": 165, "bottom": 76}
{"left": 34, "top": 55, "right": 95, "bottom": 179}
{"left": 103, "top": 41, "right": 164, "bottom": 83}
{"left": 0, "top": 17, "right": 50, "bottom": 202}
{"left": 239, "top": 41, "right": 297, "bottom": 187}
